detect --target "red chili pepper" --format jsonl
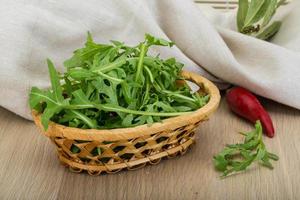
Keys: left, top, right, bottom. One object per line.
{"left": 226, "top": 87, "right": 275, "bottom": 138}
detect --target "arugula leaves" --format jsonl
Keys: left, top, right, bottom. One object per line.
{"left": 213, "top": 121, "right": 279, "bottom": 178}
{"left": 29, "top": 34, "right": 209, "bottom": 130}
{"left": 29, "top": 59, "right": 70, "bottom": 129}
{"left": 237, "top": 0, "right": 286, "bottom": 40}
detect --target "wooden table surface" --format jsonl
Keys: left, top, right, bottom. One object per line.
{"left": 0, "top": 97, "right": 299, "bottom": 200}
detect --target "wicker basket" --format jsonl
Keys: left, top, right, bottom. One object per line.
{"left": 32, "top": 71, "right": 220, "bottom": 175}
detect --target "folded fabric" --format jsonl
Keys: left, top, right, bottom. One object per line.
{"left": 0, "top": 0, "right": 299, "bottom": 120}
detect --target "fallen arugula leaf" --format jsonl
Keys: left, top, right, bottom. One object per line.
{"left": 237, "top": 0, "right": 286, "bottom": 40}
{"left": 213, "top": 121, "right": 279, "bottom": 178}
{"left": 29, "top": 33, "right": 209, "bottom": 130}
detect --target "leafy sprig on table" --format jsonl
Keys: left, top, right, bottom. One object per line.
{"left": 237, "top": 0, "right": 286, "bottom": 40}
{"left": 29, "top": 33, "right": 209, "bottom": 130}
{"left": 213, "top": 121, "right": 279, "bottom": 177}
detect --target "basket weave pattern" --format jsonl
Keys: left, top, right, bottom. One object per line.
{"left": 54, "top": 122, "right": 200, "bottom": 175}
{"left": 33, "top": 71, "right": 220, "bottom": 175}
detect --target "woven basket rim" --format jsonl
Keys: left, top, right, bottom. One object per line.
{"left": 32, "top": 70, "right": 220, "bottom": 141}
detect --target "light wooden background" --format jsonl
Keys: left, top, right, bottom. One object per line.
{"left": 0, "top": 97, "right": 299, "bottom": 200}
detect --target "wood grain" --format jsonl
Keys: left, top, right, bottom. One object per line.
{"left": 0, "top": 97, "right": 299, "bottom": 200}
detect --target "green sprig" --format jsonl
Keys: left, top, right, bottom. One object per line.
{"left": 213, "top": 121, "right": 279, "bottom": 178}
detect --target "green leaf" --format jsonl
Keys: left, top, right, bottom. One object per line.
{"left": 244, "top": 130, "right": 256, "bottom": 143}
{"left": 98, "top": 103, "right": 192, "bottom": 117}
{"left": 237, "top": 0, "right": 283, "bottom": 41}
{"left": 172, "top": 106, "right": 193, "bottom": 112}
{"left": 29, "top": 87, "right": 66, "bottom": 130}
{"left": 121, "top": 81, "right": 133, "bottom": 104}
{"left": 68, "top": 110, "right": 97, "bottom": 129}
{"left": 256, "top": 147, "right": 266, "bottom": 160}
{"left": 92, "top": 58, "right": 129, "bottom": 73}
{"left": 70, "top": 144, "right": 80, "bottom": 153}
{"left": 110, "top": 40, "right": 124, "bottom": 47}
{"left": 30, "top": 60, "right": 70, "bottom": 130}
{"left": 92, "top": 77, "right": 119, "bottom": 105}
{"left": 237, "top": 0, "right": 249, "bottom": 31}
{"left": 135, "top": 43, "right": 147, "bottom": 83}
{"left": 145, "top": 34, "right": 174, "bottom": 47}
{"left": 240, "top": 139, "right": 260, "bottom": 150}
{"left": 63, "top": 77, "right": 73, "bottom": 97}
{"left": 68, "top": 69, "right": 95, "bottom": 80}
{"left": 29, "top": 87, "right": 50, "bottom": 109}
{"left": 122, "top": 114, "right": 133, "bottom": 127}
{"left": 240, "top": 149, "right": 252, "bottom": 159}
{"left": 86, "top": 31, "right": 93, "bottom": 43}
{"left": 213, "top": 155, "right": 228, "bottom": 171}
{"left": 41, "top": 104, "right": 62, "bottom": 130}
{"left": 47, "top": 59, "right": 64, "bottom": 102}
{"left": 30, "top": 33, "right": 208, "bottom": 130}
{"left": 262, "top": 0, "right": 278, "bottom": 27}
{"left": 71, "top": 89, "right": 92, "bottom": 106}
{"left": 244, "top": 0, "right": 267, "bottom": 28}
{"left": 97, "top": 70, "right": 123, "bottom": 84}
{"left": 64, "top": 33, "right": 110, "bottom": 69}
{"left": 261, "top": 155, "right": 274, "bottom": 169}
{"left": 146, "top": 116, "right": 154, "bottom": 124}
{"left": 96, "top": 147, "right": 102, "bottom": 155}
{"left": 232, "top": 156, "right": 255, "bottom": 171}
{"left": 213, "top": 121, "right": 278, "bottom": 178}
{"left": 217, "top": 147, "right": 237, "bottom": 157}
{"left": 257, "top": 21, "right": 282, "bottom": 41}
{"left": 144, "top": 66, "right": 154, "bottom": 83}
{"left": 267, "top": 152, "right": 279, "bottom": 161}
{"left": 195, "top": 94, "right": 210, "bottom": 107}
{"left": 153, "top": 101, "right": 177, "bottom": 112}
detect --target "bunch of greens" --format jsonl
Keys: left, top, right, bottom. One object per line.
{"left": 213, "top": 121, "right": 279, "bottom": 177}
{"left": 237, "top": 0, "right": 286, "bottom": 40}
{"left": 29, "top": 33, "right": 209, "bottom": 130}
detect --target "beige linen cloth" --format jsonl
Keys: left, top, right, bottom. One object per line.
{"left": 0, "top": 0, "right": 299, "bottom": 120}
